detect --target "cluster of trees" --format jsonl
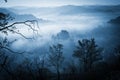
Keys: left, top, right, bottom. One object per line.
{"left": 0, "top": 35, "right": 120, "bottom": 80}
{"left": 0, "top": 5, "right": 120, "bottom": 80}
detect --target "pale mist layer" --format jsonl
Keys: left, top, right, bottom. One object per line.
{"left": 3, "top": 5, "right": 119, "bottom": 55}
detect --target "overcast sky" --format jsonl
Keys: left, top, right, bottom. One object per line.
{"left": 1, "top": 0, "right": 120, "bottom": 7}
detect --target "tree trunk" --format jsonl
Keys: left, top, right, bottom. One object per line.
{"left": 57, "top": 68, "right": 60, "bottom": 80}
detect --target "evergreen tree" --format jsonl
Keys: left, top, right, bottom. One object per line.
{"left": 73, "top": 38, "right": 103, "bottom": 72}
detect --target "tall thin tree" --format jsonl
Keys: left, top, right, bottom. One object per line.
{"left": 48, "top": 43, "right": 64, "bottom": 80}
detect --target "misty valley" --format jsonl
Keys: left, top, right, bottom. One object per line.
{"left": 0, "top": 4, "right": 120, "bottom": 80}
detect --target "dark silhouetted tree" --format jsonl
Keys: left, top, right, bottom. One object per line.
{"left": 0, "top": 12, "right": 38, "bottom": 80}
{"left": 65, "top": 60, "right": 77, "bottom": 74}
{"left": 113, "top": 45, "right": 120, "bottom": 68}
{"left": 114, "top": 45, "right": 120, "bottom": 61}
{"left": 64, "top": 60, "right": 78, "bottom": 80}
{"left": 73, "top": 38, "right": 103, "bottom": 72}
{"left": 34, "top": 55, "right": 51, "bottom": 80}
{"left": 48, "top": 43, "right": 64, "bottom": 80}
{"left": 0, "top": 13, "right": 38, "bottom": 39}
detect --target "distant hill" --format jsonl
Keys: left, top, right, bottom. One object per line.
{"left": 9, "top": 5, "right": 120, "bottom": 16}
{"left": 57, "top": 5, "right": 120, "bottom": 15}
{"left": 0, "top": 8, "right": 47, "bottom": 22}
{"left": 108, "top": 16, "right": 120, "bottom": 24}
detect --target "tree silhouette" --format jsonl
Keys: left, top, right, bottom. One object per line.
{"left": 64, "top": 60, "right": 78, "bottom": 80}
{"left": 0, "top": 12, "right": 38, "bottom": 80}
{"left": 34, "top": 55, "right": 51, "bottom": 80}
{"left": 48, "top": 43, "right": 64, "bottom": 80}
{"left": 114, "top": 45, "right": 120, "bottom": 68}
{"left": 73, "top": 38, "right": 103, "bottom": 72}
{"left": 0, "top": 13, "right": 38, "bottom": 39}
{"left": 114, "top": 45, "right": 120, "bottom": 60}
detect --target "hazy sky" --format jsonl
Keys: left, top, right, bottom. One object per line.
{"left": 1, "top": 0, "right": 120, "bottom": 7}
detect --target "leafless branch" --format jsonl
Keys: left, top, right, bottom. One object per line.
{"left": 0, "top": 46, "right": 25, "bottom": 54}
{"left": 0, "top": 20, "right": 38, "bottom": 31}
{"left": 7, "top": 28, "right": 33, "bottom": 39}
{"left": 0, "top": 20, "right": 39, "bottom": 39}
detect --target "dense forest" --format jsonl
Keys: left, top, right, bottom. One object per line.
{"left": 0, "top": 0, "right": 120, "bottom": 80}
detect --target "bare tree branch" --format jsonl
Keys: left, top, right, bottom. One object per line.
{"left": 0, "top": 46, "right": 25, "bottom": 54}
{"left": 0, "top": 19, "right": 39, "bottom": 39}
{"left": 7, "top": 28, "right": 33, "bottom": 39}
{"left": 0, "top": 20, "right": 38, "bottom": 31}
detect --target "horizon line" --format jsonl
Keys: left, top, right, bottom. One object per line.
{"left": 2, "top": 4, "right": 120, "bottom": 8}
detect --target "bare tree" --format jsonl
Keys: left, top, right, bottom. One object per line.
{"left": 73, "top": 38, "right": 103, "bottom": 72}
{"left": 0, "top": 12, "right": 38, "bottom": 54}
{"left": 48, "top": 43, "right": 64, "bottom": 80}
{"left": 114, "top": 45, "right": 120, "bottom": 60}
{"left": 66, "top": 60, "right": 77, "bottom": 74}
{"left": 33, "top": 55, "right": 51, "bottom": 80}
{"left": 114, "top": 45, "right": 120, "bottom": 67}
{"left": 0, "top": 12, "right": 38, "bottom": 79}
{"left": 0, "top": 13, "right": 38, "bottom": 39}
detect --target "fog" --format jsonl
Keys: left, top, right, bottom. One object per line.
{"left": 1, "top": 5, "right": 120, "bottom": 59}
{"left": 1, "top": 4, "right": 120, "bottom": 80}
